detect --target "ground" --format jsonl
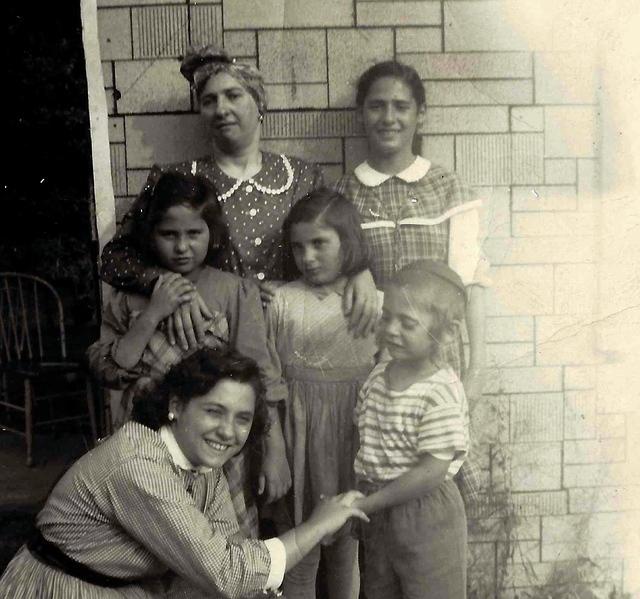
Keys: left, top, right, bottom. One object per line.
{"left": 0, "top": 429, "right": 89, "bottom": 572}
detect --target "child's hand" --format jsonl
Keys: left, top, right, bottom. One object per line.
{"left": 258, "top": 280, "right": 285, "bottom": 306}
{"left": 343, "top": 269, "right": 378, "bottom": 338}
{"left": 147, "top": 274, "right": 195, "bottom": 323}
{"left": 308, "top": 491, "right": 369, "bottom": 540}
{"left": 165, "top": 290, "right": 214, "bottom": 350}
{"left": 258, "top": 444, "right": 292, "bottom": 504}
{"left": 319, "top": 491, "right": 365, "bottom": 546}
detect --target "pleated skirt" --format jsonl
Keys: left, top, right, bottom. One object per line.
{"left": 281, "top": 365, "right": 369, "bottom": 527}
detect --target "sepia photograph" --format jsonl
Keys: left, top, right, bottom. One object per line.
{"left": 1, "top": 0, "right": 639, "bottom": 597}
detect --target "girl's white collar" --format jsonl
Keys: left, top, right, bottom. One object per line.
{"left": 160, "top": 425, "right": 212, "bottom": 473}
{"left": 354, "top": 155, "right": 431, "bottom": 187}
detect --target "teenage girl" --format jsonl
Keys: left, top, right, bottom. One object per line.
{"left": 88, "top": 170, "right": 289, "bottom": 538}
{"left": 334, "top": 59, "right": 489, "bottom": 504}
{"left": 334, "top": 59, "right": 488, "bottom": 400}
{"left": 265, "top": 189, "right": 381, "bottom": 599}
{"left": 353, "top": 259, "right": 470, "bottom": 599}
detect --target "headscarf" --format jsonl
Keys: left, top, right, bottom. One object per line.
{"left": 180, "top": 45, "right": 267, "bottom": 116}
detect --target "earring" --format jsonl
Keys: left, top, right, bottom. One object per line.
{"left": 258, "top": 114, "right": 264, "bottom": 123}
{"left": 168, "top": 411, "right": 176, "bottom": 422}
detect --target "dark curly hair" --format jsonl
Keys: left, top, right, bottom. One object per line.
{"left": 131, "top": 347, "right": 270, "bottom": 455}
{"left": 283, "top": 188, "right": 369, "bottom": 279}
{"left": 133, "top": 170, "right": 228, "bottom": 265}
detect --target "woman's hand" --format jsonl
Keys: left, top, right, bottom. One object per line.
{"left": 147, "top": 274, "right": 195, "bottom": 324}
{"left": 258, "top": 280, "right": 285, "bottom": 306}
{"left": 343, "top": 269, "right": 379, "bottom": 338}
{"left": 258, "top": 427, "right": 292, "bottom": 504}
{"left": 279, "top": 491, "right": 368, "bottom": 572}
{"left": 165, "top": 289, "right": 214, "bottom": 351}
{"left": 308, "top": 491, "right": 369, "bottom": 539}
{"left": 318, "top": 491, "right": 366, "bottom": 545}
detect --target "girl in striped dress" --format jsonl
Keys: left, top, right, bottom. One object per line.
{"left": 353, "top": 260, "right": 470, "bottom": 599}
{"left": 265, "top": 189, "right": 381, "bottom": 599}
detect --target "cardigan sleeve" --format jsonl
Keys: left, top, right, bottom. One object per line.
{"left": 100, "top": 165, "right": 165, "bottom": 295}
{"left": 105, "top": 460, "right": 274, "bottom": 599}
{"left": 225, "top": 277, "right": 288, "bottom": 405}
{"left": 263, "top": 291, "right": 289, "bottom": 406}
{"left": 86, "top": 291, "right": 144, "bottom": 388}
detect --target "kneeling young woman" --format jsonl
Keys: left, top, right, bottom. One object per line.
{"left": 0, "top": 347, "right": 367, "bottom": 599}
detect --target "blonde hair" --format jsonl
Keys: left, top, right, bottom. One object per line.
{"left": 389, "top": 260, "right": 466, "bottom": 343}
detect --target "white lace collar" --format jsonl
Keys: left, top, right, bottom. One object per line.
{"left": 160, "top": 425, "right": 212, "bottom": 474}
{"left": 354, "top": 155, "right": 431, "bottom": 187}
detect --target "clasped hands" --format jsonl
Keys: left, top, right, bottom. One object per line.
{"left": 150, "top": 274, "right": 213, "bottom": 351}
{"left": 160, "top": 269, "right": 380, "bottom": 350}
{"left": 316, "top": 490, "right": 368, "bottom": 546}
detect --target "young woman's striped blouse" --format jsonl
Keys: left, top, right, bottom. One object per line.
{"left": 0, "top": 422, "right": 281, "bottom": 598}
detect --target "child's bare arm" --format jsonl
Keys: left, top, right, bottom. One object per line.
{"left": 355, "top": 454, "right": 451, "bottom": 515}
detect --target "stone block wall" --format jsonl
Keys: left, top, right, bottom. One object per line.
{"left": 94, "top": 1, "right": 638, "bottom": 596}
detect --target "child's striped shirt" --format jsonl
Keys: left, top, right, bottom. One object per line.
{"left": 354, "top": 361, "right": 469, "bottom": 484}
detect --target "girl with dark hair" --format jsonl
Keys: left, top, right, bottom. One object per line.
{"left": 265, "top": 188, "right": 381, "bottom": 599}
{"left": 336, "top": 59, "right": 488, "bottom": 383}
{"left": 88, "top": 170, "right": 286, "bottom": 538}
{"left": 0, "top": 347, "right": 369, "bottom": 599}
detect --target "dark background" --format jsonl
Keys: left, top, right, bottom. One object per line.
{"left": 1, "top": 3, "right": 102, "bottom": 570}
{"left": 2, "top": 2, "right": 100, "bottom": 354}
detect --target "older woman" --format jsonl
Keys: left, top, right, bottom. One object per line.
{"left": 0, "top": 348, "right": 367, "bottom": 599}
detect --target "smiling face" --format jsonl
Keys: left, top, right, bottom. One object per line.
{"left": 169, "top": 378, "right": 256, "bottom": 469}
{"left": 152, "top": 204, "right": 210, "bottom": 281}
{"left": 360, "top": 76, "right": 425, "bottom": 164}
{"left": 198, "top": 71, "right": 262, "bottom": 152}
{"left": 380, "top": 285, "right": 437, "bottom": 366}
{"left": 290, "top": 221, "right": 344, "bottom": 286}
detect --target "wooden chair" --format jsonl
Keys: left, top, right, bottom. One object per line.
{"left": 0, "top": 273, "right": 98, "bottom": 465}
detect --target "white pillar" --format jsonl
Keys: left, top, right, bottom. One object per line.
{"left": 80, "top": 0, "right": 116, "bottom": 257}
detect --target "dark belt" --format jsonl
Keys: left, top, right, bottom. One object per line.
{"left": 27, "top": 528, "right": 140, "bottom": 588}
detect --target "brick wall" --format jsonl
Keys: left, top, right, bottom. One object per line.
{"left": 93, "top": 1, "right": 639, "bottom": 596}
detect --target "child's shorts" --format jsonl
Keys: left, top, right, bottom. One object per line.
{"left": 359, "top": 479, "right": 467, "bottom": 599}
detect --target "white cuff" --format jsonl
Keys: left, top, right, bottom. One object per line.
{"left": 448, "top": 205, "right": 491, "bottom": 287}
{"left": 428, "top": 449, "right": 456, "bottom": 461}
{"left": 264, "top": 537, "right": 286, "bottom": 591}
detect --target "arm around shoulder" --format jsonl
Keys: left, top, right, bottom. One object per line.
{"left": 100, "top": 165, "right": 165, "bottom": 294}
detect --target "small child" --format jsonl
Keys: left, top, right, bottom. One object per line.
{"left": 88, "top": 170, "right": 288, "bottom": 538}
{"left": 266, "top": 189, "right": 381, "bottom": 599}
{"left": 354, "top": 260, "right": 470, "bottom": 599}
